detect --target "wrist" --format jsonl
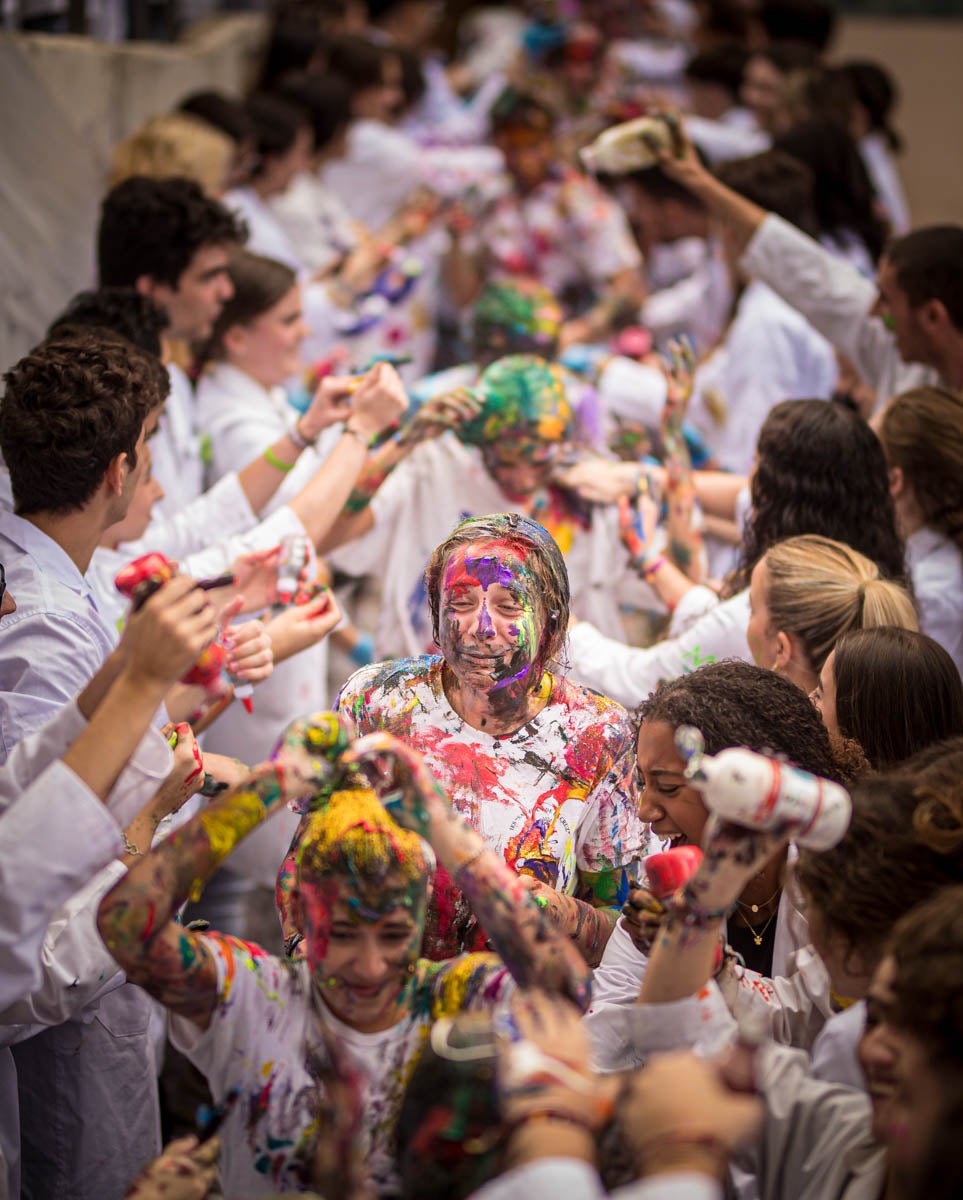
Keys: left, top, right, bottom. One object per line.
{"left": 504, "top": 1116, "right": 596, "bottom": 1170}
{"left": 343, "top": 421, "right": 375, "bottom": 448}
{"left": 113, "top": 665, "right": 172, "bottom": 706}
{"left": 289, "top": 416, "right": 318, "bottom": 451}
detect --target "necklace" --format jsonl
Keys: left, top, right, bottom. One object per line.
{"left": 734, "top": 882, "right": 781, "bottom": 917}
{"left": 737, "top": 904, "right": 779, "bottom": 948}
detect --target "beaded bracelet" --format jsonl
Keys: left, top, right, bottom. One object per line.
{"left": 288, "top": 417, "right": 316, "bottom": 451}
{"left": 342, "top": 423, "right": 370, "bottom": 448}
{"left": 264, "top": 447, "right": 295, "bottom": 473}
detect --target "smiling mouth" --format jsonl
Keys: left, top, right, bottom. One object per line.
{"left": 661, "top": 832, "right": 689, "bottom": 848}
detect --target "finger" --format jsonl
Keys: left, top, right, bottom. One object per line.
{"left": 217, "top": 596, "right": 245, "bottom": 632}
{"left": 162, "top": 1135, "right": 200, "bottom": 1156}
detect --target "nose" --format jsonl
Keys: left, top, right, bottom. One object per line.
{"left": 353, "top": 939, "right": 388, "bottom": 985}
{"left": 218, "top": 275, "right": 235, "bottom": 303}
{"left": 861, "top": 1024, "right": 898, "bottom": 1073}
{"left": 473, "top": 600, "right": 496, "bottom": 640}
{"left": 639, "top": 795, "right": 665, "bottom": 823}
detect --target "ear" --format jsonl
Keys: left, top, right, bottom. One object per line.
{"left": 888, "top": 464, "right": 905, "bottom": 499}
{"left": 920, "top": 297, "right": 949, "bottom": 333}
{"left": 773, "top": 630, "right": 794, "bottom": 672}
{"left": 103, "top": 451, "right": 129, "bottom": 498}
{"left": 135, "top": 274, "right": 159, "bottom": 300}
{"left": 223, "top": 323, "right": 247, "bottom": 359}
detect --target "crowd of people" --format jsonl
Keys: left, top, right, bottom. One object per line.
{"left": 2, "top": 0, "right": 963, "bottom": 1197}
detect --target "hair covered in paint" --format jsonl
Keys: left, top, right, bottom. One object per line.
{"left": 471, "top": 280, "right": 563, "bottom": 364}
{"left": 296, "top": 787, "right": 433, "bottom": 918}
{"left": 424, "top": 513, "right": 571, "bottom": 676}
{"left": 455, "top": 354, "right": 573, "bottom": 447}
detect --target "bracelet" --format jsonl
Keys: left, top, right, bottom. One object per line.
{"left": 642, "top": 554, "right": 667, "bottom": 579}
{"left": 264, "top": 447, "right": 295, "bottom": 473}
{"left": 670, "top": 884, "right": 735, "bottom": 930}
{"left": 342, "top": 423, "right": 370, "bottom": 449}
{"left": 288, "top": 417, "right": 316, "bottom": 451}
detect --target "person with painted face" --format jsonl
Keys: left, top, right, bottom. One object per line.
{"left": 96, "top": 714, "right": 593, "bottom": 1198}
{"left": 291, "top": 514, "right": 646, "bottom": 964}
{"left": 327, "top": 353, "right": 669, "bottom": 658}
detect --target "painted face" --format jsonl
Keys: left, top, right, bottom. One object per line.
{"left": 871, "top": 258, "right": 930, "bottom": 365}
{"left": 154, "top": 243, "right": 234, "bottom": 341}
{"left": 810, "top": 649, "right": 839, "bottom": 742}
{"left": 636, "top": 720, "right": 709, "bottom": 848}
{"left": 480, "top": 436, "right": 562, "bottom": 501}
{"left": 746, "top": 556, "right": 782, "bottom": 671}
{"left": 439, "top": 539, "right": 545, "bottom": 701}
{"left": 857, "top": 955, "right": 945, "bottom": 1166}
{"left": 300, "top": 876, "right": 423, "bottom": 1034}
{"left": 228, "top": 285, "right": 309, "bottom": 387}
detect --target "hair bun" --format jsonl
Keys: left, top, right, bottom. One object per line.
{"left": 913, "top": 781, "right": 963, "bottom": 858}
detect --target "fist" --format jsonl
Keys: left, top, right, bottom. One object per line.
{"left": 272, "top": 712, "right": 353, "bottom": 811}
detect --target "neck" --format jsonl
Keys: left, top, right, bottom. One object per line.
{"left": 894, "top": 490, "right": 927, "bottom": 539}
{"left": 442, "top": 663, "right": 550, "bottom": 736}
{"left": 225, "top": 360, "right": 275, "bottom": 392}
{"left": 251, "top": 176, "right": 279, "bottom": 202}
{"left": 24, "top": 508, "right": 105, "bottom": 576}
{"left": 932, "top": 337, "right": 963, "bottom": 389}
{"left": 738, "top": 853, "right": 786, "bottom": 912}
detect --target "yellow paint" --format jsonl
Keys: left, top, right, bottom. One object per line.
{"left": 199, "top": 789, "right": 269, "bottom": 865}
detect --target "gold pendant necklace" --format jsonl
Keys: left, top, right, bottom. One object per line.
{"left": 739, "top": 905, "right": 778, "bottom": 947}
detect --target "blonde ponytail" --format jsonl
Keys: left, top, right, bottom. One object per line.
{"left": 764, "top": 534, "right": 918, "bottom": 672}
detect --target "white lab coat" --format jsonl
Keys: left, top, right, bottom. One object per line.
{"left": 150, "top": 363, "right": 207, "bottom": 521}
{"left": 906, "top": 524, "right": 963, "bottom": 676}
{"left": 566, "top": 589, "right": 752, "bottom": 709}
{"left": 687, "top": 280, "right": 837, "bottom": 476}
{"left": 859, "top": 131, "right": 910, "bottom": 236}
{"left": 740, "top": 215, "right": 934, "bottom": 406}
{"left": 470, "top": 1162, "right": 722, "bottom": 1200}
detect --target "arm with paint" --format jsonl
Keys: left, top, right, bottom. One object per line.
{"left": 343, "top": 733, "right": 594, "bottom": 1009}
{"left": 660, "top": 341, "right": 706, "bottom": 584}
{"left": 97, "top": 714, "right": 347, "bottom": 1026}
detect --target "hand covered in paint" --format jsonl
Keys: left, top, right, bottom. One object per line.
{"left": 396, "top": 387, "right": 484, "bottom": 448}
{"left": 618, "top": 492, "right": 659, "bottom": 564}
{"left": 347, "top": 361, "right": 409, "bottom": 442}
{"left": 120, "top": 574, "right": 219, "bottom": 688}
{"left": 341, "top": 732, "right": 449, "bottom": 839}
{"left": 273, "top": 711, "right": 355, "bottom": 810}
{"left": 659, "top": 337, "right": 695, "bottom": 437}
{"left": 689, "top": 816, "right": 790, "bottom": 913}
{"left": 152, "top": 723, "right": 207, "bottom": 816}
{"left": 123, "top": 1134, "right": 218, "bottom": 1199}
{"left": 620, "top": 885, "right": 664, "bottom": 956}
{"left": 516, "top": 875, "right": 581, "bottom": 937}
{"left": 620, "top": 1051, "right": 762, "bottom": 1180}
{"left": 263, "top": 589, "right": 342, "bottom": 664}
{"left": 497, "top": 991, "right": 614, "bottom": 1130}
{"left": 223, "top": 618, "right": 274, "bottom": 685}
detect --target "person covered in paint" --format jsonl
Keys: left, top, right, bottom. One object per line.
{"left": 325, "top": 352, "right": 669, "bottom": 657}
{"left": 96, "top": 714, "right": 592, "bottom": 1198}
{"left": 288, "top": 514, "right": 648, "bottom": 964}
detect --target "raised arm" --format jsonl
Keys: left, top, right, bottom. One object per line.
{"left": 96, "top": 715, "right": 343, "bottom": 1027}
{"left": 344, "top": 732, "right": 594, "bottom": 1009}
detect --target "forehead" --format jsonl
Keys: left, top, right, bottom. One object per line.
{"left": 180, "top": 243, "right": 231, "bottom": 283}
{"left": 483, "top": 437, "right": 558, "bottom": 466}
{"left": 636, "top": 719, "right": 686, "bottom": 771}
{"left": 303, "top": 877, "right": 421, "bottom": 926}
{"left": 441, "top": 539, "right": 534, "bottom": 591}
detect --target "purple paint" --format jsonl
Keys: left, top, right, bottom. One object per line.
{"left": 464, "top": 554, "right": 515, "bottom": 591}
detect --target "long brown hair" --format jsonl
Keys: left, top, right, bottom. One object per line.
{"left": 879, "top": 385, "right": 963, "bottom": 554}
{"left": 198, "top": 250, "right": 296, "bottom": 365}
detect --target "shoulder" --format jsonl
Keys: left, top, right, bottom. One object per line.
{"left": 549, "top": 676, "right": 635, "bottom": 742}
{"left": 203, "top": 933, "right": 307, "bottom": 1014}
{"left": 337, "top": 656, "right": 442, "bottom": 718}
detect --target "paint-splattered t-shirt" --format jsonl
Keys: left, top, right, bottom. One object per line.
{"left": 337, "top": 656, "right": 647, "bottom": 958}
{"left": 169, "top": 934, "right": 512, "bottom": 1197}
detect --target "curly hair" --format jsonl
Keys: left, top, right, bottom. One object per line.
{"left": 48, "top": 287, "right": 169, "bottom": 358}
{"left": 878, "top": 386, "right": 963, "bottom": 555}
{"left": 425, "top": 513, "right": 570, "bottom": 675}
{"left": 97, "top": 175, "right": 246, "bottom": 289}
{"left": 636, "top": 659, "right": 846, "bottom": 782}
{"left": 731, "top": 399, "right": 905, "bottom": 594}
{"left": 0, "top": 330, "right": 166, "bottom": 515}
{"left": 797, "top": 739, "right": 963, "bottom": 970}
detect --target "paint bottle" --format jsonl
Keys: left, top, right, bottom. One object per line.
{"left": 580, "top": 113, "right": 683, "bottom": 175}
{"left": 644, "top": 845, "right": 704, "bottom": 900}
{"left": 677, "top": 727, "right": 852, "bottom": 851}
{"left": 277, "top": 535, "right": 311, "bottom": 605}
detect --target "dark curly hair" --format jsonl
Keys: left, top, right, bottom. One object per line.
{"left": 425, "top": 513, "right": 570, "bottom": 675}
{"left": 797, "top": 738, "right": 963, "bottom": 970}
{"left": 0, "top": 330, "right": 166, "bottom": 516}
{"left": 636, "top": 659, "right": 846, "bottom": 782}
{"left": 47, "top": 287, "right": 169, "bottom": 358}
{"left": 97, "top": 175, "right": 246, "bottom": 289}
{"left": 730, "top": 399, "right": 905, "bottom": 594}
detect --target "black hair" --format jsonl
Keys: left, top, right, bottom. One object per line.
{"left": 758, "top": 1, "right": 835, "bottom": 53}
{"left": 489, "top": 86, "right": 555, "bottom": 134}
{"left": 245, "top": 92, "right": 311, "bottom": 176}
{"left": 885, "top": 227, "right": 963, "bottom": 333}
{"left": 97, "top": 176, "right": 246, "bottom": 288}
{"left": 715, "top": 149, "right": 818, "bottom": 237}
{"left": 684, "top": 42, "right": 750, "bottom": 100}
{"left": 732, "top": 399, "right": 906, "bottom": 593}
{"left": 398, "top": 43, "right": 427, "bottom": 110}
{"left": 274, "top": 71, "right": 352, "bottom": 152}
{"left": 256, "top": 5, "right": 326, "bottom": 93}
{"left": 48, "top": 288, "right": 169, "bottom": 359}
{"left": 753, "top": 39, "right": 820, "bottom": 77}
{"left": 610, "top": 163, "right": 709, "bottom": 213}
{"left": 842, "top": 59, "right": 902, "bottom": 152}
{"left": 325, "top": 34, "right": 394, "bottom": 95}
{"left": 637, "top": 659, "right": 845, "bottom": 783}
{"left": 178, "top": 90, "right": 256, "bottom": 145}
{"left": 833, "top": 627, "right": 963, "bottom": 770}
{"left": 774, "top": 116, "right": 886, "bottom": 262}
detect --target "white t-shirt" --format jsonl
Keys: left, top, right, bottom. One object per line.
{"left": 171, "top": 934, "right": 512, "bottom": 1196}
